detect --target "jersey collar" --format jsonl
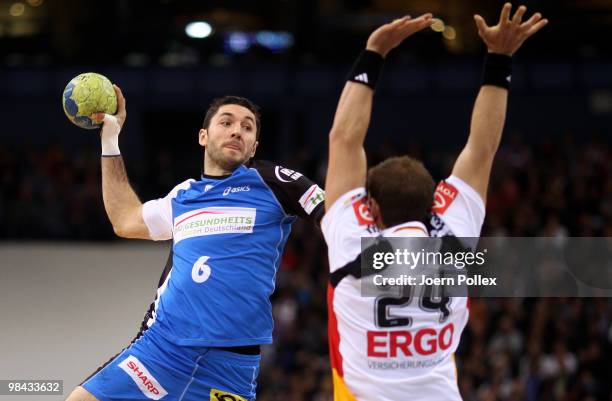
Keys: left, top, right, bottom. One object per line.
{"left": 200, "top": 165, "right": 247, "bottom": 181}
{"left": 383, "top": 221, "right": 428, "bottom": 237}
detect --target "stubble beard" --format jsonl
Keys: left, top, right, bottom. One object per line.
{"left": 205, "top": 142, "right": 249, "bottom": 173}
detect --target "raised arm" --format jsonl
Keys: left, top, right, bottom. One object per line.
{"left": 325, "top": 14, "right": 433, "bottom": 211}
{"left": 452, "top": 3, "right": 548, "bottom": 201}
{"left": 93, "top": 86, "right": 151, "bottom": 239}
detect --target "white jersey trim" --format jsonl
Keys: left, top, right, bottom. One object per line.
{"left": 321, "top": 187, "right": 366, "bottom": 232}
{"left": 438, "top": 175, "right": 485, "bottom": 238}
{"left": 382, "top": 221, "right": 428, "bottom": 237}
{"left": 322, "top": 187, "right": 376, "bottom": 273}
{"left": 142, "top": 179, "right": 195, "bottom": 241}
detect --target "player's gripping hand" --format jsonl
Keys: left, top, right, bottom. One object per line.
{"left": 366, "top": 13, "right": 434, "bottom": 57}
{"left": 92, "top": 85, "right": 126, "bottom": 156}
{"left": 474, "top": 3, "right": 548, "bottom": 56}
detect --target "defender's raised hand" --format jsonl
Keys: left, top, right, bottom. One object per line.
{"left": 366, "top": 13, "right": 433, "bottom": 57}
{"left": 474, "top": 3, "right": 548, "bottom": 56}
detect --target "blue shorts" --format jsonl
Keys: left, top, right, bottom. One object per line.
{"left": 82, "top": 329, "right": 260, "bottom": 401}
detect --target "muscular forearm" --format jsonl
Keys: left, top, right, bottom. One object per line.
{"left": 324, "top": 16, "right": 433, "bottom": 210}
{"left": 325, "top": 50, "right": 381, "bottom": 210}
{"left": 330, "top": 49, "right": 383, "bottom": 144}
{"left": 453, "top": 4, "right": 547, "bottom": 200}
{"left": 94, "top": 86, "right": 149, "bottom": 239}
{"left": 451, "top": 55, "right": 512, "bottom": 200}
{"left": 467, "top": 85, "right": 508, "bottom": 157}
{"left": 101, "top": 156, "right": 143, "bottom": 235}
{"left": 329, "top": 82, "right": 374, "bottom": 145}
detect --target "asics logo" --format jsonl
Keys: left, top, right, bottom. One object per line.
{"left": 223, "top": 185, "right": 250, "bottom": 196}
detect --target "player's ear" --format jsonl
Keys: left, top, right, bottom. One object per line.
{"left": 199, "top": 128, "right": 208, "bottom": 147}
{"left": 249, "top": 140, "right": 259, "bottom": 158}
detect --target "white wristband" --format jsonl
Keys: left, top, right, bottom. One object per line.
{"left": 100, "top": 114, "right": 121, "bottom": 156}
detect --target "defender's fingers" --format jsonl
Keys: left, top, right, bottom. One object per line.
{"left": 423, "top": 17, "right": 435, "bottom": 27}
{"left": 409, "top": 13, "right": 434, "bottom": 27}
{"left": 397, "top": 13, "right": 432, "bottom": 35}
{"left": 393, "top": 15, "right": 411, "bottom": 24}
{"left": 500, "top": 3, "right": 512, "bottom": 23}
{"left": 512, "top": 5, "right": 527, "bottom": 25}
{"left": 474, "top": 14, "right": 488, "bottom": 34}
{"left": 400, "top": 13, "right": 430, "bottom": 24}
{"left": 525, "top": 18, "right": 548, "bottom": 36}
{"left": 415, "top": 13, "right": 433, "bottom": 21}
{"left": 522, "top": 12, "right": 542, "bottom": 28}
{"left": 411, "top": 19, "right": 434, "bottom": 33}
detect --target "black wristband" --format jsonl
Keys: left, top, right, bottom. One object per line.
{"left": 348, "top": 50, "right": 384, "bottom": 90}
{"left": 481, "top": 53, "right": 512, "bottom": 89}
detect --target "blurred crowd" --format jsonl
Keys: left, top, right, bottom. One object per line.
{"left": 1, "top": 134, "right": 609, "bottom": 240}
{"left": 0, "top": 135, "right": 610, "bottom": 400}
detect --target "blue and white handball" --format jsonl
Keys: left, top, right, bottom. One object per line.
{"left": 62, "top": 72, "right": 117, "bottom": 129}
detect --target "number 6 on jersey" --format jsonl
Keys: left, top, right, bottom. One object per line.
{"left": 192, "top": 256, "right": 212, "bottom": 283}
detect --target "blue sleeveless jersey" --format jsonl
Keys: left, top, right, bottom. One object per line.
{"left": 141, "top": 161, "right": 324, "bottom": 347}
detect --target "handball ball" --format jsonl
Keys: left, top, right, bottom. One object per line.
{"left": 62, "top": 72, "right": 117, "bottom": 129}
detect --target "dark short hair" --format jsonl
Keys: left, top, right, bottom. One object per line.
{"left": 367, "top": 156, "right": 435, "bottom": 227}
{"left": 202, "top": 96, "right": 261, "bottom": 138}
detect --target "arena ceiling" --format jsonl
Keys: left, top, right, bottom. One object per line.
{"left": 0, "top": 0, "right": 610, "bottom": 66}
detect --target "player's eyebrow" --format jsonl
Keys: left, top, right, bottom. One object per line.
{"left": 218, "top": 112, "right": 255, "bottom": 124}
